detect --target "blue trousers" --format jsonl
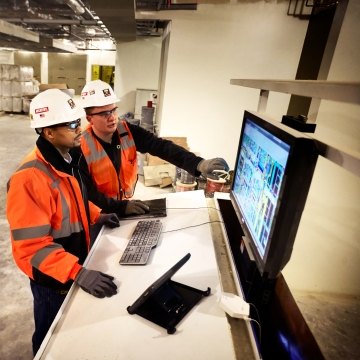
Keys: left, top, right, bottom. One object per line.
{"left": 30, "top": 281, "right": 67, "bottom": 356}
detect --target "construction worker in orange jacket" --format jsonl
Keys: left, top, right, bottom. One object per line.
{"left": 79, "top": 80, "right": 229, "bottom": 212}
{"left": 6, "top": 89, "right": 120, "bottom": 357}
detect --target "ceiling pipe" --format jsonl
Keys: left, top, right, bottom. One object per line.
{"left": 59, "top": 0, "right": 112, "bottom": 37}
{"left": 5, "top": 18, "right": 98, "bottom": 25}
{"left": 68, "top": 0, "right": 100, "bottom": 22}
{"left": 64, "top": 0, "right": 86, "bottom": 15}
{"left": 23, "top": 0, "right": 52, "bottom": 20}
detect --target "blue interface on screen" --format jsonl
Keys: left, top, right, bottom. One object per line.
{"left": 233, "top": 118, "right": 291, "bottom": 258}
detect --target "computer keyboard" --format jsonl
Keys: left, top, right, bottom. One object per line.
{"left": 119, "top": 219, "right": 163, "bottom": 265}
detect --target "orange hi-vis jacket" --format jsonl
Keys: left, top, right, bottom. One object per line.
{"left": 7, "top": 147, "right": 101, "bottom": 289}
{"left": 81, "top": 120, "right": 137, "bottom": 199}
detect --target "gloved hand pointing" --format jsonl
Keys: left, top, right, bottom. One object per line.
{"left": 197, "top": 158, "right": 229, "bottom": 176}
{"left": 75, "top": 268, "right": 117, "bottom": 298}
{"left": 125, "top": 200, "right": 150, "bottom": 215}
{"left": 97, "top": 213, "right": 120, "bottom": 228}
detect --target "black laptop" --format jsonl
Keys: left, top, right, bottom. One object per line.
{"left": 117, "top": 197, "right": 167, "bottom": 220}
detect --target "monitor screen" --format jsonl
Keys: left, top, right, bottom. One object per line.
{"left": 230, "top": 111, "right": 318, "bottom": 279}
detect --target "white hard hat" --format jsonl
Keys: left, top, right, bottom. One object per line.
{"left": 30, "top": 89, "right": 85, "bottom": 129}
{"left": 79, "top": 80, "right": 120, "bottom": 108}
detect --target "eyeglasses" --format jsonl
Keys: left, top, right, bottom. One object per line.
{"left": 48, "top": 119, "right": 81, "bottom": 130}
{"left": 89, "top": 107, "right": 118, "bottom": 118}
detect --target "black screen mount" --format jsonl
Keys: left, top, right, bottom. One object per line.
{"left": 127, "top": 253, "right": 211, "bottom": 334}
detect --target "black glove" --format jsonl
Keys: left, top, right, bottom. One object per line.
{"left": 75, "top": 268, "right": 117, "bottom": 298}
{"left": 197, "top": 158, "right": 229, "bottom": 176}
{"left": 97, "top": 213, "right": 120, "bottom": 228}
{"left": 125, "top": 200, "right": 150, "bottom": 215}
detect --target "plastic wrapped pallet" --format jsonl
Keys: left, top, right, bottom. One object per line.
{"left": 1, "top": 96, "right": 13, "bottom": 112}
{"left": 1, "top": 64, "right": 12, "bottom": 80}
{"left": 12, "top": 97, "right": 22, "bottom": 112}
{"left": 1, "top": 80, "right": 11, "bottom": 97}
{"left": 11, "top": 81, "right": 22, "bottom": 97}
{"left": 32, "top": 79, "right": 40, "bottom": 94}
{"left": 10, "top": 65, "right": 34, "bottom": 81}
{"left": 22, "top": 97, "right": 31, "bottom": 113}
{"left": 11, "top": 80, "right": 36, "bottom": 97}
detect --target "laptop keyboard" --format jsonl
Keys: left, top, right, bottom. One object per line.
{"left": 119, "top": 219, "right": 162, "bottom": 265}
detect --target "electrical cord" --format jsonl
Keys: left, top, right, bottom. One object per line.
{"left": 249, "top": 302, "right": 261, "bottom": 324}
{"left": 166, "top": 206, "right": 222, "bottom": 212}
{"left": 161, "top": 206, "right": 224, "bottom": 233}
{"left": 161, "top": 220, "right": 224, "bottom": 233}
{"left": 248, "top": 302, "right": 262, "bottom": 346}
{"left": 247, "top": 317, "right": 262, "bottom": 347}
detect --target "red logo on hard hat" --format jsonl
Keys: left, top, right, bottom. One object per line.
{"left": 103, "top": 89, "right": 111, "bottom": 97}
{"left": 81, "top": 91, "right": 88, "bottom": 97}
{"left": 35, "top": 107, "right": 49, "bottom": 114}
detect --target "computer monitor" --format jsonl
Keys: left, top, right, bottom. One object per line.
{"left": 230, "top": 110, "right": 318, "bottom": 279}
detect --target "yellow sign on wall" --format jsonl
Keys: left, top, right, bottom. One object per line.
{"left": 91, "top": 65, "right": 100, "bottom": 80}
{"left": 91, "top": 65, "right": 115, "bottom": 86}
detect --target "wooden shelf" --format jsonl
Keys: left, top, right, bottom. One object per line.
{"left": 230, "top": 79, "right": 360, "bottom": 178}
{"left": 230, "top": 79, "right": 360, "bottom": 104}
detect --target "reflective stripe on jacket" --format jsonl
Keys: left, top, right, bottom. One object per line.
{"left": 81, "top": 120, "right": 137, "bottom": 199}
{"left": 6, "top": 147, "right": 100, "bottom": 288}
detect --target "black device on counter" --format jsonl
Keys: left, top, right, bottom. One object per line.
{"left": 117, "top": 198, "right": 167, "bottom": 220}
{"left": 127, "top": 253, "right": 211, "bottom": 334}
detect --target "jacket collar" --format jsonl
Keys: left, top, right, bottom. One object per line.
{"left": 36, "top": 136, "right": 81, "bottom": 175}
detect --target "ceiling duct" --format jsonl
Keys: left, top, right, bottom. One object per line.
{"left": 0, "top": 19, "right": 39, "bottom": 43}
{"left": 0, "top": 0, "right": 117, "bottom": 51}
{"left": 40, "top": 36, "right": 77, "bottom": 52}
{"left": 89, "top": 0, "right": 136, "bottom": 42}
{"left": 0, "top": 19, "right": 76, "bottom": 52}
{"left": 0, "top": 0, "right": 178, "bottom": 51}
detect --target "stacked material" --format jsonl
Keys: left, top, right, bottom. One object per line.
{"left": 0, "top": 64, "right": 39, "bottom": 112}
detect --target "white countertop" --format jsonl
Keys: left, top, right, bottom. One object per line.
{"left": 35, "top": 190, "right": 238, "bottom": 360}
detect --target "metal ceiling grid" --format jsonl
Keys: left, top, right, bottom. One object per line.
{"left": 0, "top": 0, "right": 184, "bottom": 52}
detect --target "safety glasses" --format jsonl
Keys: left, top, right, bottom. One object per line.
{"left": 89, "top": 107, "right": 118, "bottom": 118}
{"left": 48, "top": 119, "right": 81, "bottom": 130}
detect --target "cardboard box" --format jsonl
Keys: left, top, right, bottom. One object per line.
{"left": 143, "top": 137, "right": 190, "bottom": 187}
{"left": 146, "top": 137, "right": 189, "bottom": 166}
{"left": 39, "top": 83, "right": 68, "bottom": 91}
{"left": 143, "top": 164, "right": 176, "bottom": 187}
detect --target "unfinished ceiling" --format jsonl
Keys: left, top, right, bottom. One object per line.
{"left": 0, "top": 1, "right": 335, "bottom": 53}
{"left": 0, "top": 0, "right": 182, "bottom": 53}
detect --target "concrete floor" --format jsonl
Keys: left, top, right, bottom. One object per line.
{"left": 0, "top": 112, "right": 359, "bottom": 360}
{"left": 0, "top": 113, "right": 37, "bottom": 359}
